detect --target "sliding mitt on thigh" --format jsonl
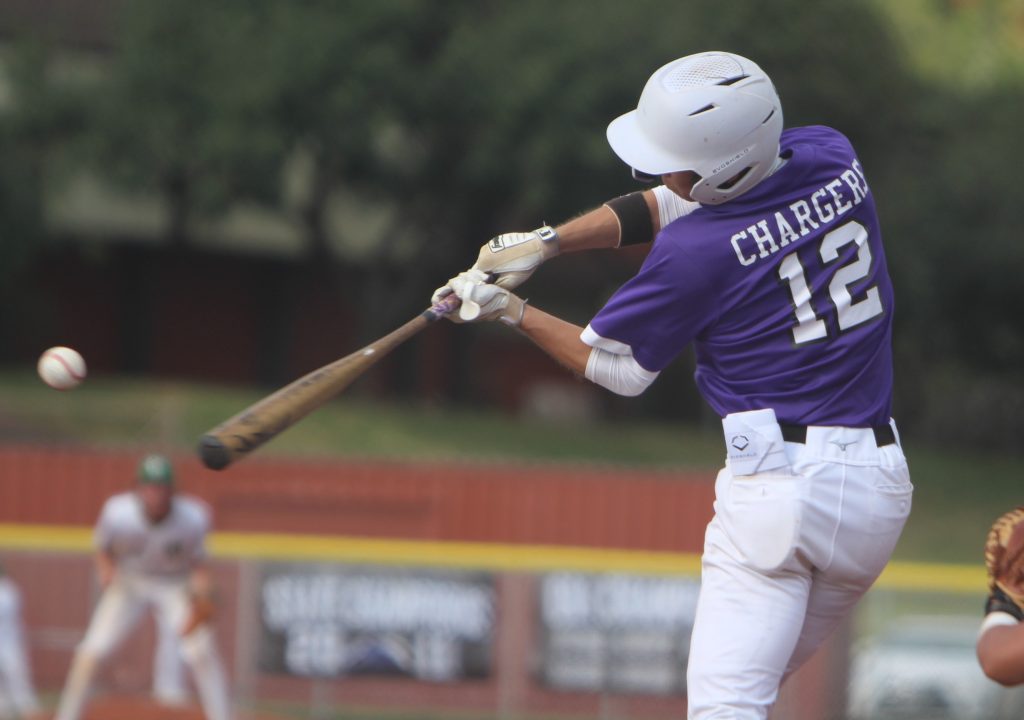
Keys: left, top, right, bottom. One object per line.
{"left": 985, "top": 506, "right": 1024, "bottom": 620}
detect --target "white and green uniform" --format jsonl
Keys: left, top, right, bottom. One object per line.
{"left": 55, "top": 492, "right": 231, "bottom": 720}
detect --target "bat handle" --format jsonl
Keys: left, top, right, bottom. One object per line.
{"left": 425, "top": 294, "right": 462, "bottom": 321}
{"left": 424, "top": 273, "right": 495, "bottom": 321}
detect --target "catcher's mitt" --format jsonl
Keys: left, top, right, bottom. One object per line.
{"left": 984, "top": 506, "right": 1024, "bottom": 620}
{"left": 181, "top": 593, "right": 217, "bottom": 636}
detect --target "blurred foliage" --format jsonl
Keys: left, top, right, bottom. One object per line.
{"left": 0, "top": 39, "right": 82, "bottom": 283}
{"left": 1, "top": 0, "right": 1023, "bottom": 448}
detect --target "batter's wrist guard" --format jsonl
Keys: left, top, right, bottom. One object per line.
{"left": 531, "top": 225, "right": 560, "bottom": 258}
{"left": 499, "top": 295, "right": 527, "bottom": 328}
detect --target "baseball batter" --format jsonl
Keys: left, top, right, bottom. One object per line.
{"left": 434, "top": 51, "right": 912, "bottom": 719}
{"left": 54, "top": 455, "right": 231, "bottom": 720}
{"left": 978, "top": 506, "right": 1024, "bottom": 686}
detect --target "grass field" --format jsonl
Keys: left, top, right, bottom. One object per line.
{"left": 1, "top": 369, "right": 1019, "bottom": 564}
{"left": 0, "top": 370, "right": 725, "bottom": 466}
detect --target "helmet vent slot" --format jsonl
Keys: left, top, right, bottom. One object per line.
{"left": 688, "top": 104, "right": 716, "bottom": 117}
{"left": 715, "top": 74, "right": 749, "bottom": 87}
{"left": 762, "top": 109, "right": 777, "bottom": 125}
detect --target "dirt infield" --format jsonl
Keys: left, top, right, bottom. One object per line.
{"left": 42, "top": 695, "right": 293, "bottom": 720}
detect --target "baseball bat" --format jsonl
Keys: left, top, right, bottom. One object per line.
{"left": 197, "top": 295, "right": 461, "bottom": 470}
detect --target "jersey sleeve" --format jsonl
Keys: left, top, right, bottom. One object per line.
{"left": 585, "top": 234, "right": 719, "bottom": 372}
{"left": 0, "top": 580, "right": 19, "bottom": 619}
{"left": 93, "top": 498, "right": 116, "bottom": 552}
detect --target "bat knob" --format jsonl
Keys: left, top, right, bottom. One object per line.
{"left": 198, "top": 435, "right": 232, "bottom": 471}
{"left": 459, "top": 299, "right": 482, "bottom": 321}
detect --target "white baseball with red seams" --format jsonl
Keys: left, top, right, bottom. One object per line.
{"left": 37, "top": 346, "right": 87, "bottom": 390}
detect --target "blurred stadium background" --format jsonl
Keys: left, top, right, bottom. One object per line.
{"left": 2, "top": 1, "right": 1024, "bottom": 718}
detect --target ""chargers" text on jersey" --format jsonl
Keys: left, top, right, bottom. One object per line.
{"left": 730, "top": 160, "right": 869, "bottom": 267}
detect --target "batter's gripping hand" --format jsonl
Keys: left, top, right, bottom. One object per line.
{"left": 985, "top": 506, "right": 1024, "bottom": 620}
{"left": 475, "top": 226, "right": 559, "bottom": 289}
{"left": 181, "top": 593, "right": 217, "bottom": 636}
{"left": 448, "top": 269, "right": 526, "bottom": 326}
{"left": 431, "top": 226, "right": 558, "bottom": 304}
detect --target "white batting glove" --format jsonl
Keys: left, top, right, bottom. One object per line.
{"left": 450, "top": 270, "right": 526, "bottom": 327}
{"left": 431, "top": 269, "right": 484, "bottom": 323}
{"left": 430, "top": 226, "right": 559, "bottom": 304}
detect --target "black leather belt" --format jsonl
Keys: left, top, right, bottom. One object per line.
{"left": 779, "top": 423, "right": 896, "bottom": 447}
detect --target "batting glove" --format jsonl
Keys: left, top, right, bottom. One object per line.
{"left": 431, "top": 226, "right": 559, "bottom": 304}
{"left": 475, "top": 225, "right": 559, "bottom": 289}
{"left": 431, "top": 269, "right": 486, "bottom": 324}
{"left": 449, "top": 269, "right": 527, "bottom": 327}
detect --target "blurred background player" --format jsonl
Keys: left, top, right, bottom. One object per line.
{"left": 54, "top": 454, "right": 231, "bottom": 720}
{"left": 978, "top": 506, "right": 1024, "bottom": 686}
{"left": 0, "top": 564, "right": 41, "bottom": 719}
{"left": 435, "top": 50, "right": 912, "bottom": 719}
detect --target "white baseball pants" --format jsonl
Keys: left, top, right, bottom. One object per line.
{"left": 687, "top": 412, "right": 912, "bottom": 720}
{"left": 153, "top": 607, "right": 189, "bottom": 705}
{"left": 55, "top": 574, "right": 231, "bottom": 720}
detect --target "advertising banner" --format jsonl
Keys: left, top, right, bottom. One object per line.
{"left": 259, "top": 565, "right": 494, "bottom": 682}
{"left": 539, "top": 573, "right": 700, "bottom": 695}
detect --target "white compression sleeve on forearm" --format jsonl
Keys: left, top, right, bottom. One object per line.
{"left": 652, "top": 185, "right": 700, "bottom": 229}
{"left": 581, "top": 326, "right": 659, "bottom": 397}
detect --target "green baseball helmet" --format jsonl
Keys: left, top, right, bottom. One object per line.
{"left": 137, "top": 454, "right": 174, "bottom": 486}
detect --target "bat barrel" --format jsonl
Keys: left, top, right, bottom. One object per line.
{"left": 198, "top": 435, "right": 233, "bottom": 470}
{"left": 195, "top": 302, "right": 455, "bottom": 471}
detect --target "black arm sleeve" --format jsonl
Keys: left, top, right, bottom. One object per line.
{"left": 604, "top": 191, "right": 655, "bottom": 247}
{"left": 986, "top": 587, "right": 1024, "bottom": 621}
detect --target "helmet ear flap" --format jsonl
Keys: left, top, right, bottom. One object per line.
{"left": 715, "top": 166, "right": 752, "bottom": 192}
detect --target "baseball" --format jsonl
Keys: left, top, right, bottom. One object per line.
{"left": 37, "top": 346, "right": 87, "bottom": 390}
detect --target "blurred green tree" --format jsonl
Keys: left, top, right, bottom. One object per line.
{"left": 0, "top": 39, "right": 90, "bottom": 356}
{"left": 71, "top": 0, "right": 920, "bottom": 301}
{"left": 79, "top": 2, "right": 288, "bottom": 246}
{"left": 0, "top": 43, "right": 49, "bottom": 288}
{"left": 7, "top": 0, "right": 1022, "bottom": 443}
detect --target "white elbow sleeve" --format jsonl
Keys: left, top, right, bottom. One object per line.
{"left": 652, "top": 185, "right": 700, "bottom": 229}
{"left": 584, "top": 345, "right": 659, "bottom": 397}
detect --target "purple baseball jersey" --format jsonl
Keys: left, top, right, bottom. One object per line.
{"left": 587, "top": 126, "right": 894, "bottom": 426}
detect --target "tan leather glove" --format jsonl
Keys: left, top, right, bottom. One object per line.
{"left": 473, "top": 225, "right": 559, "bottom": 289}
{"left": 985, "top": 506, "right": 1024, "bottom": 620}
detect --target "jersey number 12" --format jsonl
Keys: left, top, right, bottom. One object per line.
{"left": 777, "top": 220, "right": 883, "bottom": 345}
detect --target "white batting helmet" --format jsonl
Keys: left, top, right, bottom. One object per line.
{"left": 607, "top": 51, "right": 783, "bottom": 205}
